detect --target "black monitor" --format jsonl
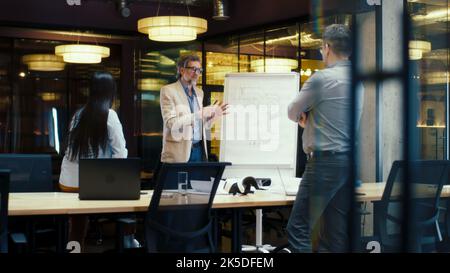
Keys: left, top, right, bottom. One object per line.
{"left": 0, "top": 154, "right": 53, "bottom": 192}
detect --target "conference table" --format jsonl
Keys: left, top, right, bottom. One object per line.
{"left": 8, "top": 189, "right": 296, "bottom": 253}
{"left": 356, "top": 182, "right": 450, "bottom": 201}
{"left": 10, "top": 182, "right": 450, "bottom": 215}
{"left": 8, "top": 190, "right": 295, "bottom": 216}
{"left": 7, "top": 182, "right": 450, "bottom": 252}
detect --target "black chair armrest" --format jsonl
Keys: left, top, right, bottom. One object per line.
{"left": 10, "top": 232, "right": 27, "bottom": 245}
{"left": 116, "top": 217, "right": 137, "bottom": 225}
{"left": 9, "top": 232, "right": 28, "bottom": 253}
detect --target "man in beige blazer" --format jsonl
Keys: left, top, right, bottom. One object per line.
{"left": 160, "top": 54, "right": 228, "bottom": 163}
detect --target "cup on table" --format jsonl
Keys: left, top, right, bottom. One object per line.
{"left": 177, "top": 171, "right": 188, "bottom": 195}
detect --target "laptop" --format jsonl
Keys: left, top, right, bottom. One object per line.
{"left": 79, "top": 158, "right": 140, "bottom": 200}
{"left": 282, "top": 177, "right": 302, "bottom": 196}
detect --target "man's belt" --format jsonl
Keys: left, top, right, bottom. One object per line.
{"left": 306, "top": 151, "right": 350, "bottom": 160}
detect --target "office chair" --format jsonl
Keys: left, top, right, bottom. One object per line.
{"left": 375, "top": 160, "right": 448, "bottom": 252}
{"left": 0, "top": 154, "right": 59, "bottom": 253}
{"left": 434, "top": 198, "right": 450, "bottom": 252}
{"left": 150, "top": 155, "right": 162, "bottom": 190}
{"left": 145, "top": 162, "right": 230, "bottom": 253}
{"left": 112, "top": 157, "right": 163, "bottom": 252}
{"left": 0, "top": 170, "right": 10, "bottom": 253}
{"left": 140, "top": 154, "right": 162, "bottom": 191}
{"left": 0, "top": 169, "right": 29, "bottom": 254}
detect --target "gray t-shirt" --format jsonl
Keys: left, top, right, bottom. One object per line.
{"left": 287, "top": 60, "right": 364, "bottom": 154}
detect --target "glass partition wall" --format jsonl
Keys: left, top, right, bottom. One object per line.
{"left": 138, "top": 43, "right": 202, "bottom": 170}
{"left": 139, "top": 2, "right": 449, "bottom": 252}
{"left": 0, "top": 38, "right": 121, "bottom": 155}
{"left": 409, "top": 0, "right": 450, "bottom": 160}
{"left": 349, "top": 0, "right": 450, "bottom": 252}
{"left": 139, "top": 20, "right": 355, "bottom": 164}
{"left": 408, "top": 0, "right": 450, "bottom": 253}
{"left": 0, "top": 0, "right": 447, "bottom": 253}
{"left": 0, "top": 34, "right": 123, "bottom": 183}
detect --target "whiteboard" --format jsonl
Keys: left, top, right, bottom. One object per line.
{"left": 219, "top": 72, "right": 299, "bottom": 170}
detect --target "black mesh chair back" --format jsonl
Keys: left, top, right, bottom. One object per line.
{"left": 378, "top": 160, "right": 448, "bottom": 252}
{"left": 0, "top": 170, "right": 10, "bottom": 253}
{"left": 145, "top": 162, "right": 230, "bottom": 253}
{"left": 0, "top": 154, "right": 54, "bottom": 252}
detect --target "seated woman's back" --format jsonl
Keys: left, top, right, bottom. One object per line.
{"left": 59, "top": 72, "right": 127, "bottom": 191}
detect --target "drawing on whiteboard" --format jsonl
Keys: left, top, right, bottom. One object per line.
{"left": 219, "top": 73, "right": 299, "bottom": 167}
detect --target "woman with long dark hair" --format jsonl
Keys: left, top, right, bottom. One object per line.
{"left": 59, "top": 71, "right": 127, "bottom": 250}
{"left": 59, "top": 71, "right": 127, "bottom": 190}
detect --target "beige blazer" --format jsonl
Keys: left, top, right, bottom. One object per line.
{"left": 160, "top": 80, "right": 209, "bottom": 163}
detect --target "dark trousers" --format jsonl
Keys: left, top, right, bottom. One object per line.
{"left": 189, "top": 144, "right": 204, "bottom": 162}
{"left": 286, "top": 154, "right": 351, "bottom": 252}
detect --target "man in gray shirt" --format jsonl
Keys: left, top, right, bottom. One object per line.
{"left": 286, "top": 24, "right": 363, "bottom": 252}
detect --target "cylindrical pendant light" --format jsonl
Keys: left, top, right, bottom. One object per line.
{"left": 22, "top": 54, "right": 66, "bottom": 71}
{"left": 138, "top": 16, "right": 207, "bottom": 42}
{"left": 55, "top": 44, "right": 110, "bottom": 64}
{"left": 251, "top": 58, "right": 298, "bottom": 73}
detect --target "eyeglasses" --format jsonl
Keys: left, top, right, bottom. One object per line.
{"left": 185, "top": 66, "right": 203, "bottom": 74}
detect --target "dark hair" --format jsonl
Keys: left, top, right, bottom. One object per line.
{"left": 323, "top": 24, "right": 352, "bottom": 57}
{"left": 176, "top": 54, "right": 201, "bottom": 79}
{"left": 67, "top": 71, "right": 116, "bottom": 161}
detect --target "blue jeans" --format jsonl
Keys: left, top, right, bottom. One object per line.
{"left": 188, "top": 144, "right": 203, "bottom": 162}
{"left": 286, "top": 154, "right": 351, "bottom": 252}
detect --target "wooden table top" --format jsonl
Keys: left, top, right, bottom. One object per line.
{"left": 8, "top": 183, "right": 450, "bottom": 216}
{"left": 8, "top": 190, "right": 296, "bottom": 216}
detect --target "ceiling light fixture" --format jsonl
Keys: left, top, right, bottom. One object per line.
{"left": 39, "top": 92, "right": 62, "bottom": 101}
{"left": 212, "top": 0, "right": 229, "bottom": 21}
{"left": 413, "top": 7, "right": 450, "bottom": 23}
{"left": 409, "top": 40, "right": 431, "bottom": 60}
{"left": 251, "top": 58, "right": 298, "bottom": 73}
{"left": 55, "top": 44, "right": 110, "bottom": 64}
{"left": 137, "top": 1, "right": 207, "bottom": 42}
{"left": 138, "top": 16, "right": 207, "bottom": 42}
{"left": 138, "top": 78, "right": 168, "bottom": 91}
{"left": 22, "top": 54, "right": 66, "bottom": 71}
